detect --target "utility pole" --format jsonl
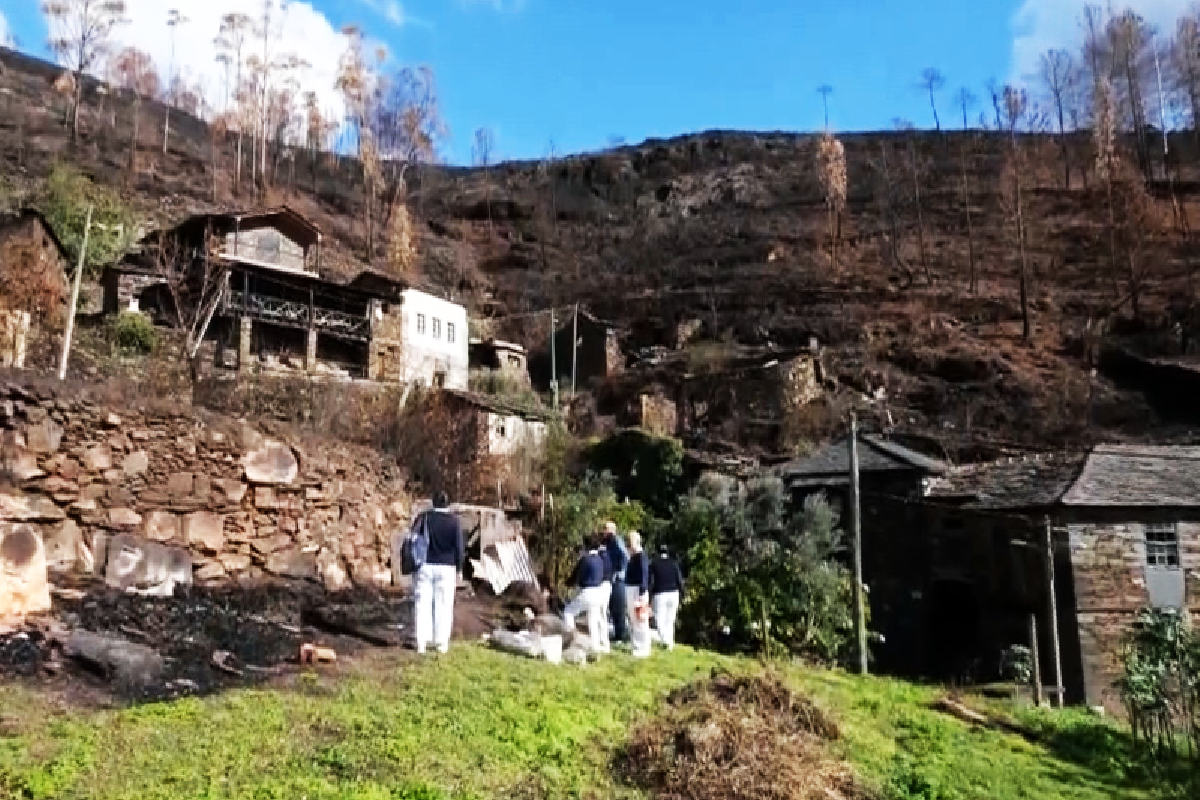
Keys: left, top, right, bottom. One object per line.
{"left": 849, "top": 413, "right": 868, "bottom": 675}
{"left": 549, "top": 308, "right": 559, "bottom": 411}
{"left": 58, "top": 205, "right": 93, "bottom": 381}
{"left": 1029, "top": 613, "right": 1043, "bottom": 707}
{"left": 1045, "top": 516, "right": 1064, "bottom": 708}
{"left": 571, "top": 303, "right": 578, "bottom": 398}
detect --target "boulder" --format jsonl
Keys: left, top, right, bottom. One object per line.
{"left": 104, "top": 534, "right": 192, "bottom": 596}
{"left": 122, "top": 451, "right": 149, "bottom": 477}
{"left": 43, "top": 519, "right": 82, "bottom": 572}
{"left": 24, "top": 419, "right": 63, "bottom": 454}
{"left": 213, "top": 479, "right": 248, "bottom": 505}
{"left": 103, "top": 412, "right": 122, "bottom": 428}
{"left": 82, "top": 445, "right": 113, "bottom": 473}
{"left": 107, "top": 508, "right": 143, "bottom": 529}
{"left": 184, "top": 511, "right": 225, "bottom": 554}
{"left": 251, "top": 534, "right": 293, "bottom": 556}
{"left": 143, "top": 511, "right": 180, "bottom": 543}
{"left": 242, "top": 440, "right": 299, "bottom": 486}
{"left": 265, "top": 548, "right": 317, "bottom": 579}
{"left": 63, "top": 631, "right": 163, "bottom": 689}
{"left": 167, "top": 472, "right": 194, "bottom": 497}
{"left": 0, "top": 491, "right": 66, "bottom": 523}
{"left": 317, "top": 548, "right": 349, "bottom": 592}
{"left": 3, "top": 446, "right": 44, "bottom": 481}
{"left": 194, "top": 561, "right": 227, "bottom": 582}
{"left": 218, "top": 553, "right": 252, "bottom": 572}
{"left": 0, "top": 522, "right": 51, "bottom": 620}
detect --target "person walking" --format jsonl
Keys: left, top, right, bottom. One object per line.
{"left": 414, "top": 491, "right": 464, "bottom": 655}
{"left": 594, "top": 534, "right": 614, "bottom": 653}
{"left": 604, "top": 521, "right": 630, "bottom": 642}
{"left": 624, "top": 531, "right": 651, "bottom": 657}
{"left": 563, "top": 538, "right": 609, "bottom": 654}
{"left": 649, "top": 544, "right": 685, "bottom": 651}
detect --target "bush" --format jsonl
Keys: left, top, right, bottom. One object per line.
{"left": 1117, "top": 608, "right": 1200, "bottom": 762}
{"left": 662, "top": 475, "right": 859, "bottom": 663}
{"left": 468, "top": 368, "right": 543, "bottom": 412}
{"left": 108, "top": 312, "right": 158, "bottom": 354}
{"left": 40, "top": 163, "right": 135, "bottom": 277}
{"left": 583, "top": 429, "right": 685, "bottom": 519}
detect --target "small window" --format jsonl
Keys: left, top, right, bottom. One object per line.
{"left": 417, "top": 314, "right": 426, "bottom": 335}
{"left": 433, "top": 318, "right": 442, "bottom": 339}
{"left": 447, "top": 322, "right": 456, "bottom": 344}
{"left": 1146, "top": 523, "right": 1181, "bottom": 568}
{"left": 497, "top": 419, "right": 507, "bottom": 438}
{"left": 433, "top": 371, "right": 446, "bottom": 388}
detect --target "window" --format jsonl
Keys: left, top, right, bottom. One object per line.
{"left": 1146, "top": 523, "right": 1181, "bottom": 568}
{"left": 433, "top": 318, "right": 442, "bottom": 339}
{"left": 497, "top": 419, "right": 508, "bottom": 438}
{"left": 447, "top": 322, "right": 456, "bottom": 344}
{"left": 433, "top": 371, "right": 446, "bottom": 389}
{"left": 417, "top": 314, "right": 426, "bottom": 335}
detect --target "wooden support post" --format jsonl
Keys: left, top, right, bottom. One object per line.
{"left": 1029, "top": 613, "right": 1043, "bottom": 707}
{"left": 849, "top": 413, "right": 868, "bottom": 675}
{"left": 58, "top": 205, "right": 92, "bottom": 381}
{"left": 550, "top": 308, "right": 559, "bottom": 411}
{"left": 1045, "top": 516, "right": 1065, "bottom": 708}
{"left": 571, "top": 303, "right": 578, "bottom": 398}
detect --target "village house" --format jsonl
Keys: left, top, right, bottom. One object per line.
{"left": 928, "top": 445, "right": 1200, "bottom": 714}
{"left": 530, "top": 309, "right": 623, "bottom": 392}
{"left": 0, "top": 209, "right": 72, "bottom": 368}
{"left": 441, "top": 389, "right": 551, "bottom": 460}
{"left": 469, "top": 338, "right": 530, "bottom": 385}
{"left": 103, "top": 208, "right": 467, "bottom": 388}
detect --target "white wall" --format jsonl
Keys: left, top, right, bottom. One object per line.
{"left": 487, "top": 412, "right": 547, "bottom": 457}
{"left": 399, "top": 289, "right": 469, "bottom": 390}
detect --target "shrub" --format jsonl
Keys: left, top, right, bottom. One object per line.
{"left": 1117, "top": 608, "right": 1200, "bottom": 762}
{"left": 583, "top": 429, "right": 685, "bottom": 519}
{"left": 108, "top": 312, "right": 158, "bottom": 354}
{"left": 40, "top": 163, "right": 135, "bottom": 277}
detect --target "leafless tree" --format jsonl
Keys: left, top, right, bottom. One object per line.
{"left": 1172, "top": 14, "right": 1200, "bottom": 158}
{"left": 216, "top": 13, "right": 253, "bottom": 194}
{"left": 474, "top": 127, "right": 496, "bottom": 231}
{"left": 371, "top": 65, "right": 448, "bottom": 220}
{"left": 817, "top": 84, "right": 833, "bottom": 130}
{"left": 110, "top": 46, "right": 157, "bottom": 180}
{"left": 957, "top": 87, "right": 979, "bottom": 292}
{"left": 1001, "top": 86, "right": 1032, "bottom": 340}
{"left": 42, "top": 0, "right": 128, "bottom": 143}
{"left": 1038, "top": 49, "right": 1079, "bottom": 188}
{"left": 894, "top": 119, "right": 931, "bottom": 283}
{"left": 817, "top": 132, "right": 847, "bottom": 268}
{"left": 162, "top": 9, "right": 188, "bottom": 155}
{"left": 1108, "top": 9, "right": 1156, "bottom": 180}
{"left": 150, "top": 227, "right": 230, "bottom": 371}
{"left": 920, "top": 68, "right": 945, "bottom": 131}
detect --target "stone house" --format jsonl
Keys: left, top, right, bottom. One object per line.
{"left": 531, "top": 309, "right": 623, "bottom": 391}
{"left": 441, "top": 389, "right": 551, "bottom": 460}
{"left": 0, "top": 209, "right": 72, "bottom": 368}
{"left": 929, "top": 445, "right": 1200, "bottom": 713}
{"left": 103, "top": 208, "right": 467, "bottom": 388}
{"left": 469, "top": 338, "right": 530, "bottom": 386}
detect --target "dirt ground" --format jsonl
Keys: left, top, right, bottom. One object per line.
{"left": 0, "top": 576, "right": 530, "bottom": 709}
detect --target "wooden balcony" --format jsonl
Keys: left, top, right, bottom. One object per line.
{"left": 225, "top": 290, "right": 371, "bottom": 342}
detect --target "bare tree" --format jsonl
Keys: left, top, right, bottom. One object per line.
{"left": 150, "top": 226, "right": 230, "bottom": 372}
{"left": 371, "top": 65, "right": 448, "bottom": 220}
{"left": 894, "top": 120, "right": 931, "bottom": 283}
{"left": 1038, "top": 49, "right": 1078, "bottom": 188}
{"left": 216, "top": 13, "right": 253, "bottom": 194}
{"left": 473, "top": 127, "right": 496, "bottom": 231}
{"left": 110, "top": 46, "right": 157, "bottom": 179}
{"left": 1108, "top": 9, "right": 1155, "bottom": 181}
{"left": 162, "top": 9, "right": 188, "bottom": 155}
{"left": 1095, "top": 76, "right": 1122, "bottom": 301}
{"left": 336, "top": 25, "right": 386, "bottom": 258}
{"left": 1001, "top": 86, "right": 1033, "bottom": 341}
{"left": 920, "top": 68, "right": 945, "bottom": 131}
{"left": 42, "top": 0, "right": 128, "bottom": 143}
{"left": 1173, "top": 14, "right": 1200, "bottom": 158}
{"left": 817, "top": 84, "right": 833, "bottom": 130}
{"left": 957, "top": 87, "right": 979, "bottom": 293}
{"left": 816, "top": 132, "right": 847, "bottom": 268}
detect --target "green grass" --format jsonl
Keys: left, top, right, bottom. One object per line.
{"left": 0, "top": 646, "right": 1181, "bottom": 800}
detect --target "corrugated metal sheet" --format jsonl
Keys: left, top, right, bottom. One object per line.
{"left": 470, "top": 538, "right": 539, "bottom": 595}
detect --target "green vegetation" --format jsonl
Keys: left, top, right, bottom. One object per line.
{"left": 0, "top": 646, "right": 1183, "bottom": 800}
{"left": 40, "top": 164, "right": 135, "bottom": 276}
{"left": 583, "top": 431, "right": 685, "bottom": 520}
{"left": 468, "top": 368, "right": 544, "bottom": 415}
{"left": 108, "top": 312, "right": 158, "bottom": 355}
{"left": 1117, "top": 608, "right": 1199, "bottom": 764}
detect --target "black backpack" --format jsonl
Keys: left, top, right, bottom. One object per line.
{"left": 400, "top": 512, "right": 430, "bottom": 576}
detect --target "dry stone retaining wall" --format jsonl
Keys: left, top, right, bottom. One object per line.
{"left": 0, "top": 381, "right": 411, "bottom": 611}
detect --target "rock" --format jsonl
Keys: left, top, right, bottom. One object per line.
{"left": 104, "top": 534, "right": 192, "bottom": 595}
{"left": 193, "top": 474, "right": 211, "bottom": 502}
{"left": 242, "top": 440, "right": 298, "bottom": 485}
{"left": 184, "top": 511, "right": 225, "bottom": 554}
{"left": 167, "top": 472, "right": 194, "bottom": 497}
{"left": 0, "top": 522, "right": 51, "bottom": 620}
{"left": 251, "top": 534, "right": 294, "bottom": 556}
{"left": 122, "top": 451, "right": 149, "bottom": 476}
{"left": 63, "top": 631, "right": 163, "bottom": 689}
{"left": 42, "top": 476, "right": 79, "bottom": 497}
{"left": 58, "top": 458, "right": 81, "bottom": 482}
{"left": 70, "top": 484, "right": 106, "bottom": 514}
{"left": 104, "top": 413, "right": 122, "bottom": 428}
{"left": 43, "top": 519, "right": 82, "bottom": 572}
{"left": 143, "top": 511, "right": 180, "bottom": 543}
{"left": 107, "top": 508, "right": 143, "bottom": 529}
{"left": 0, "top": 491, "right": 66, "bottom": 523}
{"left": 3, "top": 447, "right": 44, "bottom": 481}
{"left": 194, "top": 562, "right": 226, "bottom": 582}
{"left": 213, "top": 479, "right": 247, "bottom": 505}
{"left": 265, "top": 548, "right": 317, "bottom": 579}
{"left": 254, "top": 486, "right": 277, "bottom": 510}
{"left": 102, "top": 469, "right": 122, "bottom": 483}
{"left": 24, "top": 419, "right": 63, "bottom": 454}
{"left": 317, "top": 548, "right": 349, "bottom": 592}
{"left": 218, "top": 553, "right": 252, "bottom": 572}
{"left": 82, "top": 446, "right": 113, "bottom": 473}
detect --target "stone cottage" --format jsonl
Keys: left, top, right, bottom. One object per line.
{"left": 104, "top": 208, "right": 467, "bottom": 388}
{"left": 0, "top": 209, "right": 72, "bottom": 368}
{"left": 531, "top": 309, "right": 623, "bottom": 391}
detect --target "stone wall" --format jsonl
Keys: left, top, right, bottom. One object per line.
{"left": 0, "top": 310, "right": 30, "bottom": 369}
{"left": 0, "top": 381, "right": 411, "bottom": 608}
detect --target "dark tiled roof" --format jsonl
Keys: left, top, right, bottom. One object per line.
{"left": 1062, "top": 445, "right": 1200, "bottom": 507}
{"left": 780, "top": 434, "right": 948, "bottom": 480}
{"left": 926, "top": 453, "right": 1087, "bottom": 509}
{"left": 442, "top": 389, "right": 555, "bottom": 423}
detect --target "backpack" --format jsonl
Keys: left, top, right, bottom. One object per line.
{"left": 400, "top": 512, "right": 430, "bottom": 576}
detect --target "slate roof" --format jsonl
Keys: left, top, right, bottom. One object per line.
{"left": 925, "top": 453, "right": 1087, "bottom": 509}
{"left": 1062, "top": 445, "right": 1200, "bottom": 507}
{"left": 779, "top": 434, "right": 948, "bottom": 484}
{"left": 442, "top": 389, "right": 555, "bottom": 423}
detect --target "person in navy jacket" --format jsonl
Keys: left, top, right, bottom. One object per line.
{"left": 649, "top": 544, "right": 685, "bottom": 650}
{"left": 413, "top": 491, "right": 465, "bottom": 654}
{"left": 562, "top": 537, "right": 610, "bottom": 654}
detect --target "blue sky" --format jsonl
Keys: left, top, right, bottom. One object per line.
{"left": 0, "top": 0, "right": 1192, "bottom": 164}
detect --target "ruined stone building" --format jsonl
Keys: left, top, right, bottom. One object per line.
{"left": 469, "top": 338, "right": 529, "bottom": 385}
{"left": 103, "top": 208, "right": 467, "bottom": 388}
{"left": 0, "top": 209, "right": 72, "bottom": 369}
{"left": 530, "top": 309, "right": 623, "bottom": 391}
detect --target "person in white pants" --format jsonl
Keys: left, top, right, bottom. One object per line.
{"left": 562, "top": 539, "right": 610, "bottom": 654}
{"left": 624, "top": 531, "right": 651, "bottom": 657}
{"left": 413, "top": 491, "right": 464, "bottom": 654}
{"left": 648, "top": 545, "right": 685, "bottom": 651}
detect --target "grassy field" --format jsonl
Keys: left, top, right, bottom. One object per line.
{"left": 0, "top": 645, "right": 1181, "bottom": 800}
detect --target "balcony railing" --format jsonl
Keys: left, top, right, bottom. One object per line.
{"left": 225, "top": 290, "right": 370, "bottom": 341}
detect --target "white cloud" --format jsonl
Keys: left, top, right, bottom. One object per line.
{"left": 358, "top": 0, "right": 410, "bottom": 27}
{"left": 0, "top": 10, "right": 14, "bottom": 48}
{"left": 458, "top": 0, "right": 528, "bottom": 12}
{"left": 1011, "top": 0, "right": 1192, "bottom": 82}
{"left": 43, "top": 1, "right": 353, "bottom": 123}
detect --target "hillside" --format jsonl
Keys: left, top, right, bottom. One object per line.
{"left": 4, "top": 46, "right": 1200, "bottom": 459}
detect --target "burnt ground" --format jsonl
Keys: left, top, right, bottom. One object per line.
{"left": 0, "top": 577, "right": 519, "bottom": 708}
